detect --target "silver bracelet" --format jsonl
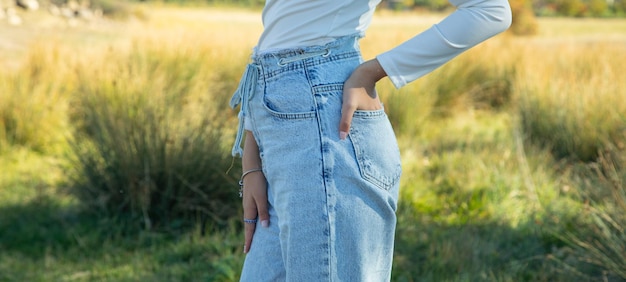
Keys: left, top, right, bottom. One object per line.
{"left": 238, "top": 168, "right": 263, "bottom": 197}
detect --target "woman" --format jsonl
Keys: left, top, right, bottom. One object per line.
{"left": 230, "top": 0, "right": 511, "bottom": 280}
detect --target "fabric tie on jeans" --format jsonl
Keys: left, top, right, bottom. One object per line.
{"left": 230, "top": 63, "right": 258, "bottom": 158}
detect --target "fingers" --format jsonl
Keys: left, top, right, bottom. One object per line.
{"left": 243, "top": 196, "right": 258, "bottom": 254}
{"left": 340, "top": 85, "right": 382, "bottom": 140}
{"left": 340, "top": 60, "right": 386, "bottom": 140}
{"left": 242, "top": 171, "right": 268, "bottom": 254}
{"left": 256, "top": 193, "right": 270, "bottom": 228}
{"left": 339, "top": 101, "right": 356, "bottom": 140}
{"left": 242, "top": 191, "right": 270, "bottom": 254}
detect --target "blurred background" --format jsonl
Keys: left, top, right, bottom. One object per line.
{"left": 1, "top": 0, "right": 625, "bottom": 281}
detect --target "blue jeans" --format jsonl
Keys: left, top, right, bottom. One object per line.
{"left": 231, "top": 36, "right": 402, "bottom": 282}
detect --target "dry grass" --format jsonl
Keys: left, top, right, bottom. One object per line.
{"left": 1, "top": 5, "right": 625, "bottom": 281}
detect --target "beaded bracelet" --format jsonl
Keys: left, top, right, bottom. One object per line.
{"left": 238, "top": 168, "right": 263, "bottom": 197}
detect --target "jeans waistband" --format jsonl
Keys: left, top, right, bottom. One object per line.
{"left": 229, "top": 35, "right": 361, "bottom": 157}
{"left": 252, "top": 35, "right": 361, "bottom": 80}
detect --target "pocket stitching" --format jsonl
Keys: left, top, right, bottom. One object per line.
{"left": 350, "top": 113, "right": 402, "bottom": 191}
{"left": 262, "top": 104, "right": 317, "bottom": 119}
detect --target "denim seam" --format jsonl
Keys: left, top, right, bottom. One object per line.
{"left": 304, "top": 61, "right": 334, "bottom": 282}
{"left": 312, "top": 84, "right": 343, "bottom": 95}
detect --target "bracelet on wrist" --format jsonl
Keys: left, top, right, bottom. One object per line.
{"left": 238, "top": 168, "right": 263, "bottom": 197}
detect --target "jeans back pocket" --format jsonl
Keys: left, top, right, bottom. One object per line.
{"left": 349, "top": 109, "right": 402, "bottom": 191}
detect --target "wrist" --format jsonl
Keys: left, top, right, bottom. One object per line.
{"left": 241, "top": 168, "right": 263, "bottom": 183}
{"left": 359, "top": 59, "right": 387, "bottom": 83}
{"left": 238, "top": 168, "right": 263, "bottom": 197}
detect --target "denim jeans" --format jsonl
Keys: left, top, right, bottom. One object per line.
{"left": 231, "top": 35, "right": 402, "bottom": 282}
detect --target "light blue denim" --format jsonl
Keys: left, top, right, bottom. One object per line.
{"left": 231, "top": 36, "right": 402, "bottom": 282}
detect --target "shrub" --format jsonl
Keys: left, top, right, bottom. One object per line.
{"left": 509, "top": 0, "right": 539, "bottom": 35}
{"left": 588, "top": 0, "right": 609, "bottom": 16}
{"left": 0, "top": 43, "right": 73, "bottom": 154}
{"left": 561, "top": 145, "right": 626, "bottom": 280}
{"left": 67, "top": 42, "right": 240, "bottom": 229}
{"left": 422, "top": 51, "right": 515, "bottom": 117}
{"left": 555, "top": 0, "right": 587, "bottom": 16}
{"left": 517, "top": 42, "right": 626, "bottom": 162}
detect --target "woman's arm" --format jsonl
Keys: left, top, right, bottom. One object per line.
{"left": 377, "top": 0, "right": 512, "bottom": 88}
{"left": 339, "top": 0, "right": 511, "bottom": 137}
{"left": 241, "top": 130, "right": 269, "bottom": 254}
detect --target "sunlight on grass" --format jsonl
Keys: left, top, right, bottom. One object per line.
{"left": 1, "top": 5, "right": 625, "bottom": 281}
{"left": 516, "top": 41, "right": 626, "bottom": 161}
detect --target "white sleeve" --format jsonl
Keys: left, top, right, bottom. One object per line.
{"left": 376, "top": 0, "right": 512, "bottom": 89}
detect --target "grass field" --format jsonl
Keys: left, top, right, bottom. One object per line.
{"left": 1, "top": 5, "right": 625, "bottom": 281}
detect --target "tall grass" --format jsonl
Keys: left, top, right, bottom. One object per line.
{"left": 558, "top": 144, "right": 626, "bottom": 280}
{"left": 1, "top": 7, "right": 625, "bottom": 281}
{"left": 0, "top": 43, "right": 74, "bottom": 154}
{"left": 364, "top": 18, "right": 626, "bottom": 278}
{"left": 516, "top": 41, "right": 626, "bottom": 161}
{"left": 67, "top": 39, "right": 243, "bottom": 229}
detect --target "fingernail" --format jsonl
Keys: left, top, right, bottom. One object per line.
{"left": 339, "top": 131, "right": 348, "bottom": 140}
{"left": 243, "top": 244, "right": 248, "bottom": 254}
{"left": 261, "top": 220, "right": 269, "bottom": 228}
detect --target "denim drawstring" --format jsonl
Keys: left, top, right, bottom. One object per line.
{"left": 229, "top": 63, "right": 258, "bottom": 158}
{"left": 230, "top": 46, "right": 334, "bottom": 157}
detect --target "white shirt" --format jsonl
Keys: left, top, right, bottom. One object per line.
{"left": 258, "top": 0, "right": 380, "bottom": 52}
{"left": 257, "top": 0, "right": 512, "bottom": 88}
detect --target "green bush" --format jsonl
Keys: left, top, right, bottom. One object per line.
{"left": 67, "top": 43, "right": 240, "bottom": 229}
{"left": 561, "top": 145, "right": 626, "bottom": 280}
{"left": 517, "top": 43, "right": 626, "bottom": 162}
{"left": 0, "top": 43, "right": 73, "bottom": 154}
{"left": 423, "top": 53, "right": 515, "bottom": 117}
{"left": 509, "top": 0, "right": 539, "bottom": 35}
{"left": 519, "top": 94, "right": 605, "bottom": 161}
{"left": 555, "top": 0, "right": 587, "bottom": 16}
{"left": 615, "top": 0, "right": 626, "bottom": 15}
{"left": 588, "top": 0, "right": 610, "bottom": 16}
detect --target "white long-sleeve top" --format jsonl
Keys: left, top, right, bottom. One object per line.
{"left": 257, "top": 0, "right": 512, "bottom": 89}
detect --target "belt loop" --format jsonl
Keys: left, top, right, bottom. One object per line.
{"left": 230, "top": 63, "right": 258, "bottom": 158}
{"left": 276, "top": 48, "right": 332, "bottom": 66}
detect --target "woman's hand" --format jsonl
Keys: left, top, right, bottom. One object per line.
{"left": 339, "top": 59, "right": 387, "bottom": 139}
{"left": 242, "top": 131, "right": 269, "bottom": 254}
